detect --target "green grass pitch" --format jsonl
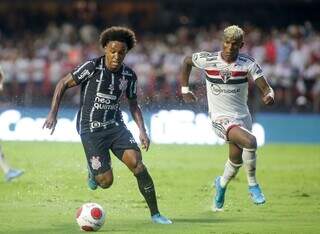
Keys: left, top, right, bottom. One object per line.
{"left": 0, "top": 142, "right": 319, "bottom": 234}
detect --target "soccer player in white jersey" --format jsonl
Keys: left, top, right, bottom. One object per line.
{"left": 0, "top": 65, "right": 24, "bottom": 182}
{"left": 180, "top": 25, "right": 274, "bottom": 210}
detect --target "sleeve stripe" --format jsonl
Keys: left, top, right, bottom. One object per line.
{"left": 73, "top": 61, "right": 92, "bottom": 75}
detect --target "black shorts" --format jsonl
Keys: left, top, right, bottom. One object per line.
{"left": 80, "top": 125, "right": 140, "bottom": 175}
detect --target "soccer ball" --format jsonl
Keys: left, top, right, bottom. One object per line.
{"left": 76, "top": 203, "right": 106, "bottom": 231}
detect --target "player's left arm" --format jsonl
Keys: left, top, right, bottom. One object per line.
{"left": 249, "top": 60, "right": 274, "bottom": 106}
{"left": 126, "top": 73, "right": 150, "bottom": 151}
{"left": 128, "top": 98, "right": 150, "bottom": 151}
{"left": 255, "top": 76, "right": 275, "bottom": 105}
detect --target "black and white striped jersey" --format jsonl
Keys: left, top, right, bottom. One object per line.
{"left": 71, "top": 56, "right": 137, "bottom": 134}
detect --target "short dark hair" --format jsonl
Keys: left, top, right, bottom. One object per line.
{"left": 99, "top": 26, "right": 137, "bottom": 51}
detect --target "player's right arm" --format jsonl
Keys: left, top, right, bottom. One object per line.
{"left": 43, "top": 60, "right": 95, "bottom": 134}
{"left": 43, "top": 74, "right": 77, "bottom": 134}
{"left": 180, "top": 56, "right": 197, "bottom": 103}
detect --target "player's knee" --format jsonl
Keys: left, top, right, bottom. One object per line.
{"left": 132, "top": 161, "right": 145, "bottom": 175}
{"left": 97, "top": 175, "right": 113, "bottom": 189}
{"left": 229, "top": 157, "right": 243, "bottom": 165}
{"left": 244, "top": 135, "right": 257, "bottom": 149}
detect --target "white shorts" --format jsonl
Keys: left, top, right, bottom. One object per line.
{"left": 211, "top": 115, "right": 252, "bottom": 141}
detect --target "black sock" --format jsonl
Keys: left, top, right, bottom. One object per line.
{"left": 135, "top": 169, "right": 159, "bottom": 216}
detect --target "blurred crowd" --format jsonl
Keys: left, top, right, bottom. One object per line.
{"left": 0, "top": 22, "right": 320, "bottom": 113}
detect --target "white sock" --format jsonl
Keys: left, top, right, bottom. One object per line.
{"left": 242, "top": 148, "right": 257, "bottom": 186}
{"left": 220, "top": 159, "right": 242, "bottom": 188}
{"left": 0, "top": 149, "right": 11, "bottom": 174}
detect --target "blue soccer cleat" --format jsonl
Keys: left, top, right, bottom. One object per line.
{"left": 151, "top": 213, "right": 172, "bottom": 224}
{"left": 249, "top": 184, "right": 266, "bottom": 205}
{"left": 87, "top": 167, "right": 98, "bottom": 190}
{"left": 5, "top": 169, "right": 24, "bottom": 182}
{"left": 214, "top": 176, "right": 226, "bottom": 210}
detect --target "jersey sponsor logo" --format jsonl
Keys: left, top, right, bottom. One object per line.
{"left": 95, "top": 96, "right": 111, "bottom": 104}
{"left": 210, "top": 84, "right": 223, "bottom": 95}
{"left": 94, "top": 95, "right": 119, "bottom": 110}
{"left": 90, "top": 156, "right": 102, "bottom": 170}
{"left": 94, "top": 102, "right": 119, "bottom": 110}
{"left": 210, "top": 83, "right": 240, "bottom": 95}
{"left": 90, "top": 120, "right": 117, "bottom": 129}
{"left": 97, "top": 92, "right": 116, "bottom": 100}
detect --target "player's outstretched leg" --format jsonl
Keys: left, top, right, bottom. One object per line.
{"left": 213, "top": 159, "right": 242, "bottom": 211}
{"left": 122, "top": 149, "right": 172, "bottom": 224}
{"left": 135, "top": 168, "right": 172, "bottom": 224}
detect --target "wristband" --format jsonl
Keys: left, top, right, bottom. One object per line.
{"left": 181, "top": 86, "right": 190, "bottom": 94}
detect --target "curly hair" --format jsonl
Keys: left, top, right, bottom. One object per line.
{"left": 99, "top": 26, "right": 137, "bottom": 51}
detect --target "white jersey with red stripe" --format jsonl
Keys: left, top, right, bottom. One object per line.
{"left": 192, "top": 51, "right": 264, "bottom": 119}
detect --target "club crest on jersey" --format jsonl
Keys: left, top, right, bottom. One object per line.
{"left": 90, "top": 156, "right": 102, "bottom": 170}
{"left": 220, "top": 68, "right": 232, "bottom": 83}
{"left": 119, "top": 77, "right": 128, "bottom": 91}
{"left": 129, "top": 137, "right": 136, "bottom": 144}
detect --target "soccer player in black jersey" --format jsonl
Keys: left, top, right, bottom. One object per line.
{"left": 43, "top": 26, "right": 172, "bottom": 224}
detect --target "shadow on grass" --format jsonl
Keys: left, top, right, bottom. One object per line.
{"left": 172, "top": 217, "right": 220, "bottom": 224}
{"left": 4, "top": 222, "right": 166, "bottom": 234}
{"left": 2, "top": 223, "right": 127, "bottom": 234}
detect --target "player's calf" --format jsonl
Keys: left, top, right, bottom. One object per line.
{"left": 242, "top": 148, "right": 257, "bottom": 186}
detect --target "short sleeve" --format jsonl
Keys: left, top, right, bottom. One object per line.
{"left": 192, "top": 51, "right": 212, "bottom": 69}
{"left": 126, "top": 72, "right": 138, "bottom": 100}
{"left": 71, "top": 60, "right": 95, "bottom": 84}
{"left": 248, "top": 61, "right": 264, "bottom": 81}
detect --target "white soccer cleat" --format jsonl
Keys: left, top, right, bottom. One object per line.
{"left": 151, "top": 213, "right": 172, "bottom": 224}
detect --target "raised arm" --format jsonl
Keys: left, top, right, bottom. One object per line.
{"left": 128, "top": 99, "right": 150, "bottom": 151}
{"left": 43, "top": 73, "right": 78, "bottom": 134}
{"left": 180, "top": 56, "right": 197, "bottom": 102}
{"left": 255, "top": 76, "right": 275, "bottom": 105}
